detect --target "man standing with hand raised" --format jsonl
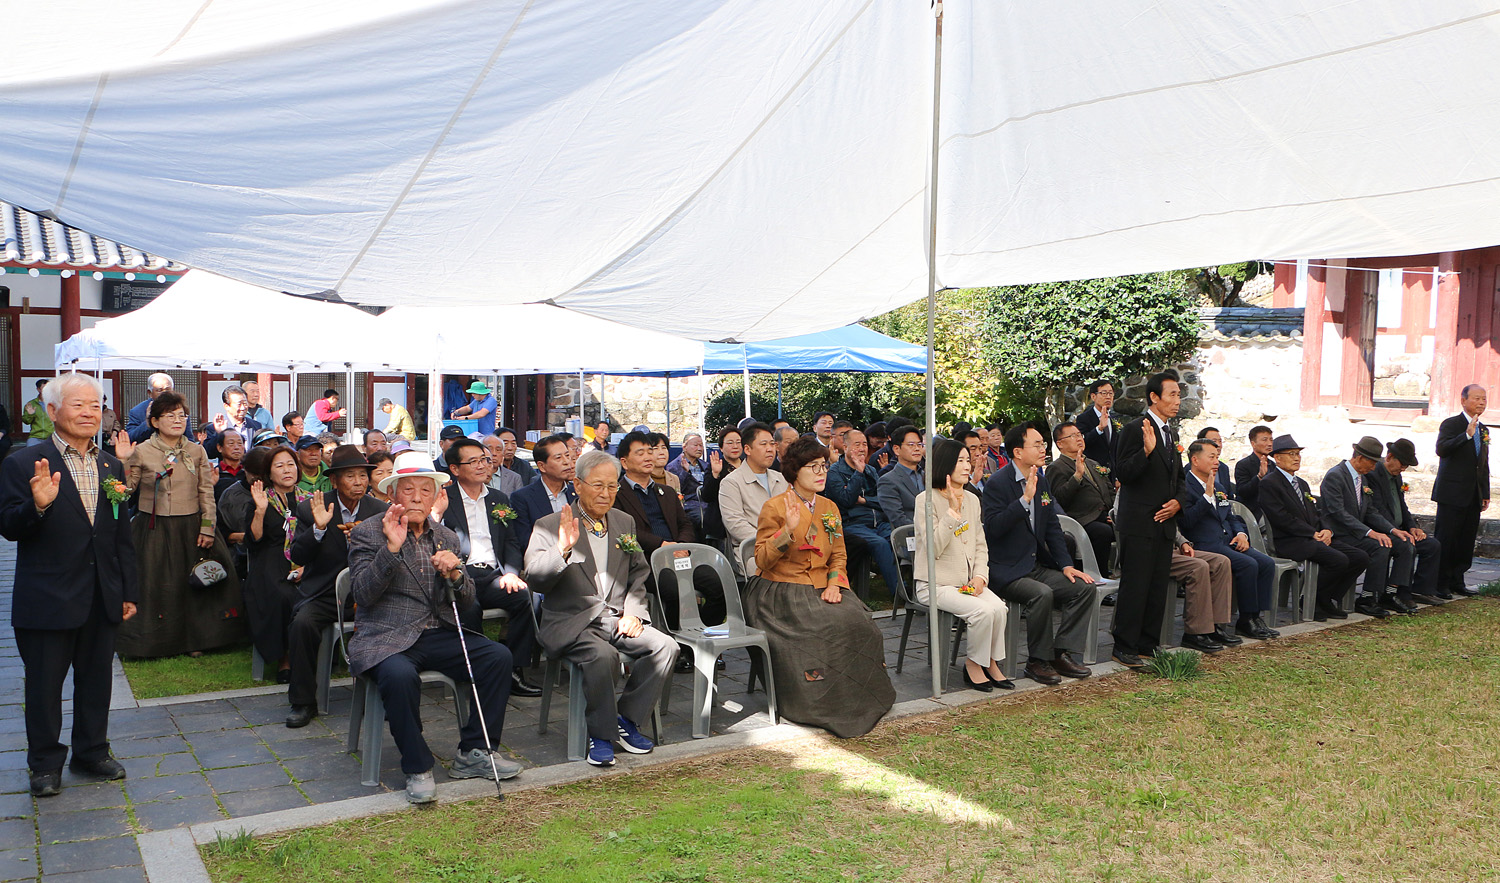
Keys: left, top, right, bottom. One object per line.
{"left": 1433, "top": 384, "right": 1489, "bottom": 597}
{"left": 0, "top": 373, "right": 138, "bottom": 797}
{"left": 1111, "top": 370, "right": 1192, "bottom": 669}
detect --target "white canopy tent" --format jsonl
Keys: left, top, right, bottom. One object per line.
{"left": 7, "top": 1, "right": 1500, "bottom": 341}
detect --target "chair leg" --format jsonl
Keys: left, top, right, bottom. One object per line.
{"left": 315, "top": 628, "right": 334, "bottom": 715}
{"left": 538, "top": 657, "right": 561, "bottom": 736}
{"left": 1002, "top": 603, "right": 1023, "bottom": 679}
{"left": 359, "top": 681, "right": 384, "bottom": 787}
{"left": 1084, "top": 592, "right": 1103, "bottom": 664}
{"left": 896, "top": 608, "right": 916, "bottom": 674}
{"left": 754, "top": 644, "right": 779, "bottom": 725}
{"left": 346, "top": 675, "right": 367, "bottom": 752}
{"left": 691, "top": 648, "right": 718, "bottom": 739}
{"left": 566, "top": 662, "right": 587, "bottom": 762}
{"left": 251, "top": 646, "right": 265, "bottom": 682}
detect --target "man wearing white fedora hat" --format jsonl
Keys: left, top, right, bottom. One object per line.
{"left": 346, "top": 450, "right": 521, "bottom": 803}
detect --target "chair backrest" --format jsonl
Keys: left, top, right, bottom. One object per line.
{"left": 1056, "top": 514, "right": 1107, "bottom": 581}
{"left": 651, "top": 543, "right": 747, "bottom": 631}
{"left": 890, "top": 523, "right": 915, "bottom": 564}
{"left": 334, "top": 568, "right": 352, "bottom": 661}
{"left": 737, "top": 537, "right": 756, "bottom": 577}
{"left": 1229, "top": 501, "right": 1271, "bottom": 555}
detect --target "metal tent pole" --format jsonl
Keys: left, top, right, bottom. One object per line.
{"left": 742, "top": 345, "right": 751, "bottom": 420}
{"left": 697, "top": 368, "right": 705, "bottom": 435}
{"left": 345, "top": 363, "right": 356, "bottom": 444}
{"left": 664, "top": 375, "right": 671, "bottom": 437}
{"left": 427, "top": 370, "right": 442, "bottom": 455}
{"left": 777, "top": 372, "right": 782, "bottom": 419}
{"left": 922, "top": 1, "right": 945, "bottom": 700}
{"left": 578, "top": 370, "right": 585, "bottom": 426}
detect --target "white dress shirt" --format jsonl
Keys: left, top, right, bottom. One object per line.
{"left": 458, "top": 484, "right": 498, "bottom": 567}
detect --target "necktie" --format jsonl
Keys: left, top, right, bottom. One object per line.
{"left": 1475, "top": 424, "right": 1483, "bottom": 456}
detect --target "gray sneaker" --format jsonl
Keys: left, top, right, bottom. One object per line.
{"left": 448, "top": 747, "right": 522, "bottom": 781}
{"left": 405, "top": 771, "right": 437, "bottom": 804}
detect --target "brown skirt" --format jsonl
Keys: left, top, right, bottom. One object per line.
{"left": 117, "top": 513, "right": 247, "bottom": 658}
{"left": 742, "top": 577, "right": 895, "bottom": 738}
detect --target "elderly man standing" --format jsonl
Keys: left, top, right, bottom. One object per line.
{"left": 1319, "top": 436, "right": 1398, "bottom": 619}
{"left": 1433, "top": 384, "right": 1489, "bottom": 598}
{"left": 379, "top": 398, "right": 417, "bottom": 442}
{"left": 125, "top": 372, "right": 176, "bottom": 443}
{"left": 0, "top": 374, "right": 138, "bottom": 797}
{"left": 205, "top": 384, "right": 262, "bottom": 460}
{"left": 525, "top": 449, "right": 677, "bottom": 767}
{"left": 346, "top": 451, "right": 520, "bottom": 803}
{"left": 242, "top": 380, "right": 274, "bottom": 430}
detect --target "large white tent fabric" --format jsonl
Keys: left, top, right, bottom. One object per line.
{"left": 7, "top": 1, "right": 1500, "bottom": 341}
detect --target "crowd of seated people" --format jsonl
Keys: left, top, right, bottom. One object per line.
{"left": 21, "top": 370, "right": 1488, "bottom": 805}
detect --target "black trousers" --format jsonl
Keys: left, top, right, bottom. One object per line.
{"left": 1112, "top": 530, "right": 1174, "bottom": 656}
{"left": 459, "top": 565, "right": 537, "bottom": 672}
{"left": 15, "top": 588, "right": 117, "bottom": 773}
{"left": 992, "top": 565, "right": 1094, "bottom": 661}
{"left": 650, "top": 567, "right": 727, "bottom": 631}
{"left": 1399, "top": 535, "right": 1442, "bottom": 595}
{"left": 1342, "top": 534, "right": 1391, "bottom": 599}
{"left": 366, "top": 627, "right": 512, "bottom": 775}
{"left": 1435, "top": 501, "right": 1482, "bottom": 594}
{"left": 285, "top": 593, "right": 346, "bottom": 708}
{"left": 1082, "top": 517, "right": 1114, "bottom": 574}
{"left": 1276, "top": 536, "right": 1363, "bottom": 605}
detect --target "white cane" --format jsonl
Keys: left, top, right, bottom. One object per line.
{"left": 440, "top": 569, "right": 505, "bottom": 801}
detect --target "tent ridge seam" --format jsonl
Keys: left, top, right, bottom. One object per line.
{"left": 53, "top": 73, "right": 110, "bottom": 216}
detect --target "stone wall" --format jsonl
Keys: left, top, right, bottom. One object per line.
{"left": 546, "top": 374, "right": 706, "bottom": 440}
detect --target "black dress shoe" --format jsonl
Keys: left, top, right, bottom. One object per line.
{"left": 1250, "top": 617, "right": 1280, "bottom": 638}
{"left": 1052, "top": 653, "right": 1092, "bottom": 679}
{"left": 961, "top": 669, "right": 994, "bottom": 693}
{"left": 1454, "top": 584, "right": 1480, "bottom": 596}
{"left": 1111, "top": 651, "right": 1146, "bottom": 670}
{"left": 1379, "top": 594, "right": 1417, "bottom": 615}
{"left": 988, "top": 673, "right": 1016, "bottom": 690}
{"left": 1214, "top": 625, "right": 1244, "bottom": 646}
{"left": 1411, "top": 592, "right": 1444, "bottom": 606}
{"left": 1181, "top": 633, "right": 1223, "bottom": 654}
{"left": 1024, "top": 661, "right": 1062, "bottom": 685}
{"left": 1100, "top": 593, "right": 1117, "bottom": 607}
{"left": 508, "top": 674, "right": 543, "bottom": 698}
{"left": 285, "top": 705, "right": 317, "bottom": 728}
{"left": 29, "top": 769, "right": 61, "bottom": 797}
{"left": 1434, "top": 588, "right": 1455, "bottom": 600}
{"left": 674, "top": 655, "right": 694, "bottom": 674}
{"left": 1316, "top": 599, "right": 1349, "bottom": 620}
{"left": 1354, "top": 598, "right": 1391, "bottom": 618}
{"left": 68, "top": 756, "right": 125, "bottom": 781}
{"left": 276, "top": 669, "right": 291, "bottom": 685}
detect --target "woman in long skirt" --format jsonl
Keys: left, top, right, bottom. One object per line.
{"left": 244, "top": 445, "right": 304, "bottom": 682}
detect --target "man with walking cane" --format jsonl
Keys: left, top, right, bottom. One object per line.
{"left": 346, "top": 450, "right": 520, "bottom": 804}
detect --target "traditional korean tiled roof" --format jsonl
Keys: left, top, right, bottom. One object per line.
{"left": 1198, "top": 306, "right": 1303, "bottom": 342}
{"left": 0, "top": 200, "right": 188, "bottom": 271}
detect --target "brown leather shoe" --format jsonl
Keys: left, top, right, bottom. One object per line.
{"left": 1051, "top": 653, "right": 1092, "bottom": 679}
{"left": 1024, "top": 661, "right": 1062, "bottom": 685}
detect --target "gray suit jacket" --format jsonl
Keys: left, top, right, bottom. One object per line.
{"left": 877, "top": 463, "right": 924, "bottom": 529}
{"left": 525, "top": 502, "right": 651, "bottom": 655}
{"left": 346, "top": 516, "right": 474, "bottom": 677}
{"left": 1319, "top": 462, "right": 1394, "bottom": 540}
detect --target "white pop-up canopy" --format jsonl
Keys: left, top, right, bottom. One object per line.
{"left": 8, "top": 1, "right": 1500, "bottom": 341}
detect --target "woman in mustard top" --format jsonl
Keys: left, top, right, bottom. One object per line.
{"left": 745, "top": 438, "right": 895, "bottom": 738}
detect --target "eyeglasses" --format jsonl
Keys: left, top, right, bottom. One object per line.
{"left": 453, "top": 459, "right": 484, "bottom": 468}
{"left": 578, "top": 480, "right": 618, "bottom": 493}
{"left": 802, "top": 463, "right": 829, "bottom": 474}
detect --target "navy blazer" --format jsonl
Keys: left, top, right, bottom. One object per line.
{"left": 1432, "top": 412, "right": 1491, "bottom": 506}
{"left": 1233, "top": 453, "right": 1269, "bottom": 516}
{"left": 511, "top": 479, "right": 576, "bottom": 552}
{"left": 0, "top": 439, "right": 139, "bottom": 630}
{"left": 981, "top": 463, "right": 1073, "bottom": 588}
{"left": 203, "top": 418, "right": 263, "bottom": 460}
{"left": 289, "top": 492, "right": 388, "bottom": 609}
{"left": 1177, "top": 472, "right": 1248, "bottom": 553}
{"left": 442, "top": 483, "right": 524, "bottom": 576}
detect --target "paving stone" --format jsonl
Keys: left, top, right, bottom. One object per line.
{"left": 37, "top": 807, "right": 130, "bottom": 844}
{"left": 205, "top": 763, "right": 289, "bottom": 794}
{"left": 148, "top": 754, "right": 201, "bottom": 777}
{"left": 170, "top": 711, "right": 247, "bottom": 734}
{"left": 39, "top": 782, "right": 125, "bottom": 812}
{"left": 101, "top": 710, "right": 176, "bottom": 741}
{"left": 0, "top": 771, "right": 28, "bottom": 796}
{"left": 129, "top": 795, "right": 225, "bottom": 831}
{"left": 164, "top": 700, "right": 236, "bottom": 717}
{"left": 39, "top": 834, "right": 140, "bottom": 875}
{"left": 296, "top": 776, "right": 382, "bottom": 803}
{"left": 0, "top": 820, "right": 32, "bottom": 852}
{"left": 279, "top": 753, "right": 362, "bottom": 784}
{"left": 218, "top": 786, "right": 309, "bottom": 818}
{"left": 124, "top": 773, "right": 210, "bottom": 803}
{"left": 0, "top": 846, "right": 36, "bottom": 881}
{"left": 251, "top": 720, "right": 334, "bottom": 743}
{"left": 0, "top": 793, "right": 32, "bottom": 821}
{"left": 192, "top": 742, "right": 275, "bottom": 770}
{"left": 235, "top": 704, "right": 293, "bottom": 726}
{"left": 45, "top": 867, "right": 147, "bottom": 883}
{"left": 111, "top": 735, "right": 189, "bottom": 759}
{"left": 0, "top": 753, "right": 26, "bottom": 773}
{"left": 0, "top": 735, "right": 26, "bottom": 756}
{"left": 265, "top": 733, "right": 343, "bottom": 761}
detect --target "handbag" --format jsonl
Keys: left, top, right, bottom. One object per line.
{"left": 189, "top": 556, "right": 229, "bottom": 590}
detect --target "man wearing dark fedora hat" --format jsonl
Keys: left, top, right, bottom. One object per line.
{"left": 1257, "top": 435, "right": 1367, "bottom": 621}
{"left": 283, "top": 445, "right": 389, "bottom": 727}
{"left": 1319, "top": 436, "right": 1401, "bottom": 618}
{"left": 1370, "top": 438, "right": 1443, "bottom": 607}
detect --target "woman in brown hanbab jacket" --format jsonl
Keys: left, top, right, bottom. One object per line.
{"left": 744, "top": 437, "right": 895, "bottom": 738}
{"left": 116, "top": 391, "right": 244, "bottom": 658}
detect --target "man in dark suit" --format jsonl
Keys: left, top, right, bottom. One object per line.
{"left": 441, "top": 438, "right": 540, "bottom": 698}
{"left": 1257, "top": 435, "right": 1366, "bottom": 621}
{"left": 612, "top": 432, "right": 725, "bottom": 664}
{"left": 1111, "top": 371, "right": 1193, "bottom": 668}
{"left": 1074, "top": 379, "right": 1120, "bottom": 469}
{"left": 1233, "top": 425, "right": 1275, "bottom": 516}
{"left": 1192, "top": 427, "right": 1234, "bottom": 496}
{"left": 1179, "top": 440, "right": 1279, "bottom": 641}
{"left": 1046, "top": 421, "right": 1115, "bottom": 572}
{"left": 876, "top": 425, "right": 926, "bottom": 528}
{"left": 525, "top": 450, "right": 676, "bottom": 768}
{"left": 284, "top": 445, "right": 388, "bottom": 727}
{"left": 981, "top": 425, "right": 1096, "bottom": 685}
{"left": 1432, "top": 384, "right": 1489, "bottom": 597}
{"left": 1369, "top": 438, "right": 1442, "bottom": 608}
{"left": 511, "top": 435, "right": 577, "bottom": 551}
{"left": 1319, "top": 436, "right": 1399, "bottom": 619}
{"left": 0, "top": 374, "right": 138, "bottom": 797}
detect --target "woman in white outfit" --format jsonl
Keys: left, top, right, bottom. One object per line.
{"left": 913, "top": 437, "right": 1013, "bottom": 691}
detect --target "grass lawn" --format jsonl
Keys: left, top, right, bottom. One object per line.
{"left": 203, "top": 599, "right": 1500, "bottom": 883}
{"left": 121, "top": 643, "right": 265, "bottom": 700}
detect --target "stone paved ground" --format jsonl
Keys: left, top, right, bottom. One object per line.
{"left": 0, "top": 538, "right": 1496, "bottom": 881}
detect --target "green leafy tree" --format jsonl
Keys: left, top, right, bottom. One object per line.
{"left": 980, "top": 273, "right": 1201, "bottom": 419}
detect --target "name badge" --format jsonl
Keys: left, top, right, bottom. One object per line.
{"left": 674, "top": 557, "right": 692, "bottom": 572}
{"left": 906, "top": 536, "right": 916, "bottom": 552}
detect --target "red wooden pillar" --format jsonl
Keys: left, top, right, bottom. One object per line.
{"left": 1339, "top": 268, "right": 1372, "bottom": 408}
{"left": 60, "top": 274, "right": 81, "bottom": 339}
{"left": 1272, "top": 262, "right": 1297, "bottom": 308}
{"left": 1299, "top": 262, "right": 1328, "bottom": 410}
{"left": 1431, "top": 252, "right": 1463, "bottom": 415}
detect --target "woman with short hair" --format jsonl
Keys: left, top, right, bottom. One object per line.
{"left": 244, "top": 445, "right": 305, "bottom": 682}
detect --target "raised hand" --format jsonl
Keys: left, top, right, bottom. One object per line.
{"left": 1074, "top": 453, "right": 1086, "bottom": 479}
{"left": 431, "top": 488, "right": 449, "bottom": 520}
{"left": 1257, "top": 453, "right": 1269, "bottom": 478}
{"left": 709, "top": 450, "right": 724, "bottom": 477}
{"left": 558, "top": 513, "right": 581, "bottom": 556}
{"left": 30, "top": 459, "right": 60, "bottom": 511}
{"left": 381, "top": 503, "right": 409, "bottom": 553}
{"left": 1142, "top": 420, "right": 1157, "bottom": 454}
{"left": 114, "top": 431, "right": 135, "bottom": 461}
{"left": 875, "top": 451, "right": 889, "bottom": 470}
{"left": 212, "top": 414, "right": 228, "bottom": 432}
{"left": 249, "top": 480, "right": 268, "bottom": 511}
{"left": 782, "top": 489, "right": 807, "bottom": 536}
{"left": 1021, "top": 466, "right": 1038, "bottom": 503}
{"left": 1468, "top": 414, "right": 1479, "bottom": 438}
{"left": 310, "top": 490, "right": 334, "bottom": 530}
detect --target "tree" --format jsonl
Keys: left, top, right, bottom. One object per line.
{"left": 980, "top": 273, "right": 1201, "bottom": 420}
{"left": 1186, "top": 261, "right": 1273, "bottom": 307}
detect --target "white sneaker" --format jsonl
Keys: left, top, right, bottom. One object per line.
{"left": 406, "top": 771, "right": 437, "bottom": 804}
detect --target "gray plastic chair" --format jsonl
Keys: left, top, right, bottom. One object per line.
{"left": 1231, "top": 501, "right": 1302, "bottom": 626}
{"left": 650, "top": 543, "right": 777, "bottom": 738}
{"left": 888, "top": 524, "right": 963, "bottom": 690}
{"left": 737, "top": 537, "right": 756, "bottom": 578}
{"left": 339, "top": 572, "right": 470, "bottom": 786}
{"left": 537, "top": 654, "right": 666, "bottom": 760}
{"left": 1056, "top": 515, "right": 1119, "bottom": 665}
{"left": 1257, "top": 511, "right": 1321, "bottom": 622}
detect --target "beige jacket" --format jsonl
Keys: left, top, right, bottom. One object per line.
{"left": 126, "top": 435, "right": 216, "bottom": 533}
{"left": 912, "top": 490, "right": 988, "bottom": 589}
{"left": 718, "top": 462, "right": 789, "bottom": 551}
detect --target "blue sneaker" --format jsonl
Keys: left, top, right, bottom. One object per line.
{"left": 587, "top": 737, "right": 616, "bottom": 767}
{"left": 616, "top": 715, "right": 654, "bottom": 754}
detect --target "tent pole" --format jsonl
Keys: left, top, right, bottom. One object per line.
{"left": 96, "top": 359, "right": 105, "bottom": 447}
{"left": 777, "top": 372, "right": 782, "bottom": 419}
{"left": 578, "top": 370, "right": 585, "bottom": 427}
{"left": 345, "top": 363, "right": 356, "bottom": 444}
{"left": 665, "top": 375, "right": 671, "bottom": 438}
{"left": 742, "top": 345, "right": 751, "bottom": 420}
{"left": 289, "top": 368, "right": 299, "bottom": 420}
{"left": 696, "top": 368, "right": 705, "bottom": 435}
{"left": 428, "top": 370, "right": 442, "bottom": 455}
{"left": 497, "top": 373, "right": 505, "bottom": 429}
{"left": 598, "top": 373, "right": 606, "bottom": 428}
{"left": 922, "top": 1, "right": 945, "bottom": 701}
